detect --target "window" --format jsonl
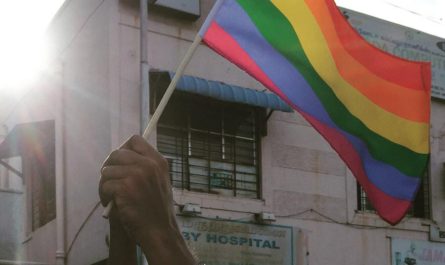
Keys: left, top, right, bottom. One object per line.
{"left": 152, "top": 76, "right": 264, "bottom": 199}
{"left": 91, "top": 259, "right": 108, "bottom": 265}
{"left": 25, "top": 144, "right": 56, "bottom": 231}
{"left": 0, "top": 120, "right": 55, "bottom": 231}
{"left": 357, "top": 171, "right": 430, "bottom": 218}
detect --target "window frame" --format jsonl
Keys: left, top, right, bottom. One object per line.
{"left": 18, "top": 121, "right": 56, "bottom": 232}
{"left": 151, "top": 75, "right": 264, "bottom": 199}
{"left": 356, "top": 169, "right": 431, "bottom": 219}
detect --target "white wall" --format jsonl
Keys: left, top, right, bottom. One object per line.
{"left": 2, "top": 74, "right": 59, "bottom": 264}
{"left": 430, "top": 100, "right": 445, "bottom": 225}
{"left": 46, "top": 0, "right": 119, "bottom": 263}
{"left": 0, "top": 190, "right": 25, "bottom": 261}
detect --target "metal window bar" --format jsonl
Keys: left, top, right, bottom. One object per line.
{"left": 156, "top": 101, "right": 259, "bottom": 199}
{"left": 357, "top": 170, "right": 430, "bottom": 218}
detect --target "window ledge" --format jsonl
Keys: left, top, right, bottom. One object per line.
{"left": 0, "top": 188, "right": 23, "bottom": 194}
{"left": 351, "top": 211, "right": 433, "bottom": 232}
{"left": 22, "top": 234, "right": 32, "bottom": 244}
{"left": 173, "top": 189, "right": 269, "bottom": 214}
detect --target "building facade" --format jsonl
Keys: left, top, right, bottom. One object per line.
{"left": 0, "top": 0, "right": 445, "bottom": 264}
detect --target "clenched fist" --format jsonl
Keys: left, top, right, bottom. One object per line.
{"left": 99, "top": 135, "right": 196, "bottom": 265}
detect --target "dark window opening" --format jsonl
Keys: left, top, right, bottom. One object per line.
{"left": 28, "top": 146, "right": 55, "bottom": 231}
{"left": 357, "top": 170, "right": 430, "bottom": 219}
{"left": 0, "top": 120, "right": 57, "bottom": 231}
{"left": 151, "top": 74, "right": 263, "bottom": 199}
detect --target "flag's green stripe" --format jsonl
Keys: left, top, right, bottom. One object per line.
{"left": 236, "top": 0, "right": 427, "bottom": 177}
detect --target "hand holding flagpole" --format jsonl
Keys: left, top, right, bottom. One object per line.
{"left": 102, "top": 34, "right": 203, "bottom": 219}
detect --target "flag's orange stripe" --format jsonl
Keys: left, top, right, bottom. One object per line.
{"left": 305, "top": 0, "right": 430, "bottom": 122}
{"left": 321, "top": 0, "right": 430, "bottom": 92}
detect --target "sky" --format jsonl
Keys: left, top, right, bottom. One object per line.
{"left": 336, "top": 0, "right": 445, "bottom": 38}
{"left": 0, "top": 0, "right": 444, "bottom": 125}
{"left": 0, "top": 0, "right": 65, "bottom": 125}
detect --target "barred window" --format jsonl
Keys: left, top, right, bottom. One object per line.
{"left": 357, "top": 171, "right": 430, "bottom": 218}
{"left": 30, "top": 151, "right": 55, "bottom": 230}
{"left": 152, "top": 78, "right": 263, "bottom": 199}
{"left": 24, "top": 121, "right": 56, "bottom": 231}
{"left": 0, "top": 120, "right": 56, "bottom": 231}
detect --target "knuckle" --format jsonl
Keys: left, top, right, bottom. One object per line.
{"left": 140, "top": 157, "right": 155, "bottom": 173}
{"left": 98, "top": 184, "right": 111, "bottom": 205}
{"left": 112, "top": 183, "right": 125, "bottom": 198}
{"left": 119, "top": 180, "right": 129, "bottom": 192}
{"left": 132, "top": 165, "right": 146, "bottom": 178}
{"left": 100, "top": 166, "right": 109, "bottom": 176}
{"left": 121, "top": 177, "right": 136, "bottom": 191}
{"left": 129, "top": 134, "right": 140, "bottom": 141}
{"left": 98, "top": 185, "right": 104, "bottom": 198}
{"left": 108, "top": 149, "right": 120, "bottom": 161}
{"left": 159, "top": 157, "right": 169, "bottom": 171}
{"left": 129, "top": 135, "right": 142, "bottom": 146}
{"left": 153, "top": 157, "right": 168, "bottom": 176}
{"left": 132, "top": 171, "right": 148, "bottom": 188}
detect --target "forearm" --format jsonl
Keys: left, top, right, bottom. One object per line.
{"left": 108, "top": 218, "right": 137, "bottom": 265}
{"left": 140, "top": 225, "right": 196, "bottom": 265}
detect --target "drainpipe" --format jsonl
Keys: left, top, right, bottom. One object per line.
{"left": 140, "top": 0, "right": 150, "bottom": 131}
{"left": 55, "top": 62, "right": 67, "bottom": 265}
{"left": 137, "top": 1, "right": 149, "bottom": 264}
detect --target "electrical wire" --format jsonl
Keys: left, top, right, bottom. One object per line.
{"left": 275, "top": 207, "right": 413, "bottom": 230}
{"left": 7, "top": 0, "right": 110, "bottom": 257}
{"left": 66, "top": 201, "right": 101, "bottom": 256}
{"left": 68, "top": 200, "right": 418, "bottom": 257}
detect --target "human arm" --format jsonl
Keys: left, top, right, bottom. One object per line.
{"left": 108, "top": 217, "right": 137, "bottom": 265}
{"left": 99, "top": 135, "right": 196, "bottom": 265}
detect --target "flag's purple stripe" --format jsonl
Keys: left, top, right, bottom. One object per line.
{"left": 198, "top": 0, "right": 225, "bottom": 37}
{"left": 213, "top": 0, "right": 420, "bottom": 200}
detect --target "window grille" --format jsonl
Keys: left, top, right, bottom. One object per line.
{"left": 357, "top": 170, "right": 430, "bottom": 219}
{"left": 28, "top": 123, "right": 55, "bottom": 231}
{"left": 0, "top": 120, "right": 55, "bottom": 231}
{"left": 153, "top": 82, "right": 263, "bottom": 199}
{"left": 31, "top": 154, "right": 55, "bottom": 230}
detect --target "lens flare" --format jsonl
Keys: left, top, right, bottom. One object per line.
{"left": 0, "top": 1, "right": 63, "bottom": 99}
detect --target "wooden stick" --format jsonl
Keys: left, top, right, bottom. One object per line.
{"left": 102, "top": 201, "right": 114, "bottom": 218}
{"left": 142, "top": 35, "right": 203, "bottom": 139}
{"left": 102, "top": 34, "right": 203, "bottom": 219}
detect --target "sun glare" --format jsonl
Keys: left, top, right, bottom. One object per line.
{"left": 0, "top": 1, "right": 64, "bottom": 99}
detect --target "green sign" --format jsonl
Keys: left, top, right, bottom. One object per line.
{"left": 177, "top": 216, "right": 299, "bottom": 265}
{"left": 392, "top": 238, "right": 445, "bottom": 265}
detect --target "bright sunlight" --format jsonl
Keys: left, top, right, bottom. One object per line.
{"left": 0, "top": 0, "right": 65, "bottom": 99}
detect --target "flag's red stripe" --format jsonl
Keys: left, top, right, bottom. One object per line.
{"left": 323, "top": 0, "right": 430, "bottom": 91}
{"left": 203, "top": 21, "right": 288, "bottom": 101}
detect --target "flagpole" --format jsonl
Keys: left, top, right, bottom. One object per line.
{"left": 102, "top": 0, "right": 224, "bottom": 219}
{"left": 142, "top": 0, "right": 225, "bottom": 138}
{"left": 102, "top": 34, "right": 203, "bottom": 218}
{"left": 141, "top": 35, "right": 202, "bottom": 139}
{"left": 140, "top": 0, "right": 224, "bottom": 140}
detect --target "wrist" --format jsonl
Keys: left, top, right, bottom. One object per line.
{"left": 140, "top": 223, "right": 196, "bottom": 265}
{"left": 109, "top": 218, "right": 137, "bottom": 265}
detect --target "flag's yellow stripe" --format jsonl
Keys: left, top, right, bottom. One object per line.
{"left": 271, "top": 0, "right": 429, "bottom": 154}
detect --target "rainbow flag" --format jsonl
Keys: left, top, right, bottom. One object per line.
{"left": 198, "top": 0, "right": 431, "bottom": 225}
